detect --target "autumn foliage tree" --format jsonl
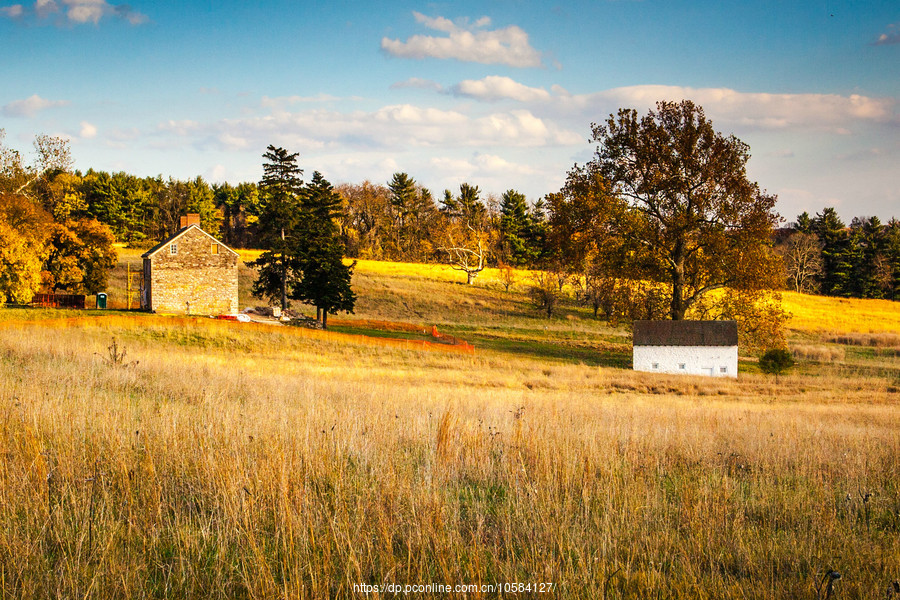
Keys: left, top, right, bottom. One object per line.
{"left": 0, "top": 193, "right": 52, "bottom": 303}
{"left": 552, "top": 101, "right": 783, "bottom": 326}
{"left": 0, "top": 132, "right": 117, "bottom": 303}
{"left": 43, "top": 218, "right": 117, "bottom": 294}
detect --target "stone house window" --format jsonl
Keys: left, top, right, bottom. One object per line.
{"left": 170, "top": 243, "right": 177, "bottom": 255}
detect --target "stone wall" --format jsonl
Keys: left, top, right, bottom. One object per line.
{"left": 146, "top": 227, "right": 238, "bottom": 315}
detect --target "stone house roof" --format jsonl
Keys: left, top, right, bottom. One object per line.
{"left": 633, "top": 320, "right": 738, "bottom": 347}
{"left": 141, "top": 224, "right": 238, "bottom": 259}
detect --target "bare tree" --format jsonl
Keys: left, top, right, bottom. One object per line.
{"left": 781, "top": 232, "right": 823, "bottom": 293}
{"left": 529, "top": 270, "right": 560, "bottom": 317}
{"left": 438, "top": 221, "right": 488, "bottom": 284}
{"left": 498, "top": 261, "right": 517, "bottom": 292}
{"left": 872, "top": 253, "right": 895, "bottom": 299}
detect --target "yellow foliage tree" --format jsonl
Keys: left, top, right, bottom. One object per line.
{"left": 0, "top": 194, "right": 51, "bottom": 304}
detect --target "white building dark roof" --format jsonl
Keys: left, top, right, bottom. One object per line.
{"left": 633, "top": 320, "right": 738, "bottom": 347}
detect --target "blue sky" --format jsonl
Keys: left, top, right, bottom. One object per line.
{"left": 2, "top": 0, "right": 898, "bottom": 222}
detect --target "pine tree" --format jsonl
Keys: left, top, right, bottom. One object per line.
{"left": 813, "top": 208, "right": 851, "bottom": 296}
{"left": 883, "top": 219, "right": 900, "bottom": 300}
{"left": 290, "top": 237, "right": 355, "bottom": 330}
{"left": 387, "top": 172, "right": 416, "bottom": 257}
{"left": 857, "top": 216, "right": 887, "bottom": 298}
{"left": 251, "top": 146, "right": 304, "bottom": 311}
{"left": 793, "top": 211, "right": 814, "bottom": 234}
{"left": 499, "top": 189, "right": 534, "bottom": 266}
{"left": 456, "top": 183, "right": 485, "bottom": 226}
{"left": 290, "top": 171, "right": 355, "bottom": 328}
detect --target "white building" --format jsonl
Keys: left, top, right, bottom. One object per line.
{"left": 632, "top": 320, "right": 738, "bottom": 378}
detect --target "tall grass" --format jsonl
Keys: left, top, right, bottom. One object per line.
{"left": 1, "top": 317, "right": 898, "bottom": 598}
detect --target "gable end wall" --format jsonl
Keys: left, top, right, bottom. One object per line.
{"left": 146, "top": 228, "right": 238, "bottom": 315}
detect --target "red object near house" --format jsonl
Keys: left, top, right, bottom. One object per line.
{"left": 31, "top": 293, "right": 86, "bottom": 309}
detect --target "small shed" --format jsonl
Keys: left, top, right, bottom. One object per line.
{"left": 140, "top": 214, "right": 239, "bottom": 315}
{"left": 632, "top": 320, "right": 738, "bottom": 378}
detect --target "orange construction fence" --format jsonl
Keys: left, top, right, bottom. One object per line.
{"left": 0, "top": 313, "right": 475, "bottom": 355}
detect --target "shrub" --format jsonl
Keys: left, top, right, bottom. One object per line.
{"left": 759, "top": 348, "right": 795, "bottom": 375}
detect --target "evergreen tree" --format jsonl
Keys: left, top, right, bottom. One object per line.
{"left": 457, "top": 183, "right": 485, "bottom": 225}
{"left": 883, "top": 219, "right": 900, "bottom": 300}
{"left": 857, "top": 216, "right": 887, "bottom": 298}
{"left": 214, "top": 182, "right": 259, "bottom": 248}
{"left": 813, "top": 208, "right": 851, "bottom": 296}
{"left": 525, "top": 198, "right": 550, "bottom": 263}
{"left": 388, "top": 172, "right": 416, "bottom": 257}
{"left": 290, "top": 237, "right": 355, "bottom": 330}
{"left": 499, "top": 189, "right": 535, "bottom": 266}
{"left": 440, "top": 189, "right": 460, "bottom": 222}
{"left": 290, "top": 171, "right": 355, "bottom": 328}
{"left": 251, "top": 146, "right": 304, "bottom": 311}
{"left": 302, "top": 171, "right": 341, "bottom": 230}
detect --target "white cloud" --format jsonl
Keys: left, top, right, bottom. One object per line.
{"left": 436, "top": 78, "right": 896, "bottom": 134}
{"left": 450, "top": 76, "right": 551, "bottom": 102}
{"left": 874, "top": 24, "right": 899, "bottom": 46}
{"left": 390, "top": 78, "right": 444, "bottom": 92}
{"left": 381, "top": 11, "right": 543, "bottom": 68}
{"left": 1, "top": 94, "right": 69, "bottom": 117}
{"left": 0, "top": 4, "right": 24, "bottom": 17}
{"left": 34, "top": 0, "right": 55, "bottom": 17}
{"left": 157, "top": 119, "right": 200, "bottom": 136}
{"left": 597, "top": 86, "right": 895, "bottom": 131}
{"left": 79, "top": 121, "right": 97, "bottom": 138}
{"left": 206, "top": 164, "right": 228, "bottom": 182}
{"left": 152, "top": 102, "right": 580, "bottom": 155}
{"left": 0, "top": 0, "right": 147, "bottom": 24}
{"left": 472, "top": 153, "right": 535, "bottom": 175}
{"left": 260, "top": 94, "right": 342, "bottom": 109}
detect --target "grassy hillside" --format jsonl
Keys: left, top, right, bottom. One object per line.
{"left": 4, "top": 252, "right": 895, "bottom": 598}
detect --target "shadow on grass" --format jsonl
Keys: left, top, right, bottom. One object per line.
{"left": 329, "top": 322, "right": 631, "bottom": 368}
{"left": 466, "top": 334, "right": 632, "bottom": 368}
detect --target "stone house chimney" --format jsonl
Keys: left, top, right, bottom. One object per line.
{"left": 179, "top": 213, "right": 201, "bottom": 229}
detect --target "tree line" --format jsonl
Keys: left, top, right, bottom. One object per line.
{"left": 780, "top": 209, "right": 900, "bottom": 300}
{"left": 3, "top": 99, "right": 899, "bottom": 336}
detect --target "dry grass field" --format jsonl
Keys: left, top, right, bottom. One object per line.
{"left": 1, "top": 253, "right": 898, "bottom": 598}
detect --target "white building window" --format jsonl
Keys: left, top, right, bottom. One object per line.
{"left": 652, "top": 362, "right": 659, "bottom": 370}
{"left": 679, "top": 363, "right": 686, "bottom": 370}
{"left": 170, "top": 243, "right": 178, "bottom": 255}
{"left": 720, "top": 366, "right": 728, "bottom": 374}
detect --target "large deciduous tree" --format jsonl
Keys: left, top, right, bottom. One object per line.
{"left": 43, "top": 218, "right": 117, "bottom": 294}
{"left": 0, "top": 193, "right": 52, "bottom": 304}
{"left": 582, "top": 100, "right": 782, "bottom": 320}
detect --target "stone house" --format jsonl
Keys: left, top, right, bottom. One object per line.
{"left": 141, "top": 214, "right": 239, "bottom": 315}
{"left": 632, "top": 320, "right": 738, "bottom": 378}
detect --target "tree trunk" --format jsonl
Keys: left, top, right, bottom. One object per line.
{"left": 322, "top": 310, "right": 328, "bottom": 330}
{"left": 466, "top": 271, "right": 475, "bottom": 285}
{"left": 670, "top": 243, "right": 686, "bottom": 320}
{"left": 280, "top": 227, "right": 287, "bottom": 312}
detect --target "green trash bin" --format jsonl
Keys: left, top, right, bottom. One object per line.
{"left": 96, "top": 293, "right": 107, "bottom": 309}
